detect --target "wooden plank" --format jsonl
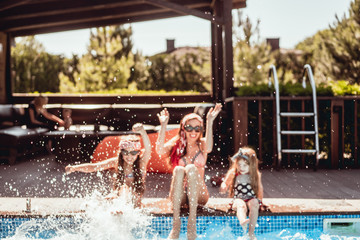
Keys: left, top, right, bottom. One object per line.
{"left": 232, "top": 99, "right": 248, "bottom": 148}
{"left": 258, "top": 100, "right": 262, "bottom": 163}
{"left": 355, "top": 100, "right": 358, "bottom": 167}
{"left": 331, "top": 100, "right": 344, "bottom": 168}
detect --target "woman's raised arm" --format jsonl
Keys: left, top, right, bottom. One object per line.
{"left": 204, "top": 103, "right": 222, "bottom": 153}
{"left": 132, "top": 123, "right": 152, "bottom": 164}
{"left": 156, "top": 108, "right": 171, "bottom": 156}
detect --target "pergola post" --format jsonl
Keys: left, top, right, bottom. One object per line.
{"left": 211, "top": 6, "right": 223, "bottom": 103}
{"left": 0, "top": 32, "right": 8, "bottom": 103}
{"left": 222, "top": 0, "right": 234, "bottom": 100}
{"left": 211, "top": 0, "right": 234, "bottom": 103}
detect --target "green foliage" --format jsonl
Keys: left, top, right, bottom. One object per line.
{"left": 59, "top": 26, "right": 135, "bottom": 93}
{"left": 316, "top": 83, "right": 334, "bottom": 96}
{"left": 329, "top": 80, "right": 360, "bottom": 96}
{"left": 321, "top": 0, "right": 360, "bottom": 84}
{"left": 235, "top": 83, "right": 272, "bottom": 96}
{"left": 146, "top": 47, "right": 211, "bottom": 92}
{"left": 128, "top": 52, "right": 150, "bottom": 90}
{"left": 272, "top": 50, "right": 305, "bottom": 84}
{"left": 296, "top": 0, "right": 360, "bottom": 84}
{"left": 11, "top": 36, "right": 64, "bottom": 93}
{"left": 235, "top": 82, "right": 333, "bottom": 96}
{"left": 14, "top": 24, "right": 210, "bottom": 94}
{"left": 234, "top": 1, "right": 360, "bottom": 97}
{"left": 233, "top": 11, "right": 274, "bottom": 86}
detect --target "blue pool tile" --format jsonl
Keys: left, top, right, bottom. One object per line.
{"left": 1, "top": 214, "right": 360, "bottom": 239}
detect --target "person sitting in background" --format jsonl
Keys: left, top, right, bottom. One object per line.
{"left": 62, "top": 108, "right": 72, "bottom": 130}
{"left": 65, "top": 123, "right": 151, "bottom": 208}
{"left": 27, "top": 95, "right": 65, "bottom": 130}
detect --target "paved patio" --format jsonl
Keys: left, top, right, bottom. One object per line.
{"left": 0, "top": 153, "right": 360, "bottom": 216}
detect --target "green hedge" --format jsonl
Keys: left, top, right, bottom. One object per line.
{"left": 235, "top": 81, "right": 360, "bottom": 97}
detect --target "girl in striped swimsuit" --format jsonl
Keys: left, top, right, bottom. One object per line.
{"left": 220, "top": 147, "right": 264, "bottom": 240}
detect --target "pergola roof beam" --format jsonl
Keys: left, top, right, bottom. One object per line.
{"left": 143, "top": 0, "right": 223, "bottom": 24}
{"left": 0, "top": 0, "right": 30, "bottom": 11}
{"left": 10, "top": 11, "right": 189, "bottom": 37}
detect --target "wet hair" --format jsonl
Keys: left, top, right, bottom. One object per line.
{"left": 115, "top": 153, "right": 144, "bottom": 196}
{"left": 169, "top": 113, "right": 204, "bottom": 167}
{"left": 227, "top": 147, "right": 260, "bottom": 198}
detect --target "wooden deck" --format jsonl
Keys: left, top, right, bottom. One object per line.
{"left": 0, "top": 154, "right": 359, "bottom": 216}
{"left": 0, "top": 153, "right": 359, "bottom": 199}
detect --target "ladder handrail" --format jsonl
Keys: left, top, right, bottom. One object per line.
{"left": 268, "top": 65, "right": 282, "bottom": 167}
{"left": 269, "top": 64, "right": 320, "bottom": 169}
{"left": 302, "top": 64, "right": 320, "bottom": 167}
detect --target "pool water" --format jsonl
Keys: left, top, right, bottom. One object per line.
{"left": 1, "top": 197, "right": 359, "bottom": 240}
{"left": 2, "top": 215, "right": 360, "bottom": 239}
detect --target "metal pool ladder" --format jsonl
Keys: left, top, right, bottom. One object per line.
{"left": 268, "top": 64, "right": 320, "bottom": 169}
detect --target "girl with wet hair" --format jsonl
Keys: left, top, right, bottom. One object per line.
{"left": 220, "top": 147, "right": 264, "bottom": 240}
{"left": 156, "top": 103, "right": 222, "bottom": 240}
{"left": 65, "top": 123, "right": 151, "bottom": 208}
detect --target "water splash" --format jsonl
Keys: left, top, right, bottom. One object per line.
{"left": 5, "top": 193, "right": 158, "bottom": 240}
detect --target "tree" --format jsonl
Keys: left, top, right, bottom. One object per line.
{"left": 271, "top": 47, "right": 306, "bottom": 84}
{"left": 59, "top": 25, "right": 135, "bottom": 92}
{"left": 128, "top": 51, "right": 150, "bottom": 90}
{"left": 146, "top": 47, "right": 211, "bottom": 92}
{"left": 11, "top": 36, "right": 64, "bottom": 93}
{"left": 321, "top": 0, "right": 360, "bottom": 84}
{"left": 296, "top": 0, "right": 360, "bottom": 84}
{"left": 232, "top": 11, "right": 274, "bottom": 87}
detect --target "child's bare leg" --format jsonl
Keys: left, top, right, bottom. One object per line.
{"left": 247, "top": 199, "right": 260, "bottom": 239}
{"left": 168, "top": 166, "right": 186, "bottom": 239}
{"left": 185, "top": 164, "right": 199, "bottom": 240}
{"left": 233, "top": 199, "right": 249, "bottom": 233}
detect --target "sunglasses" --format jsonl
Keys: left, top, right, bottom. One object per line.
{"left": 121, "top": 149, "right": 140, "bottom": 156}
{"left": 184, "top": 125, "right": 203, "bottom": 132}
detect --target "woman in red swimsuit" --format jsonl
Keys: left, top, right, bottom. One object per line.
{"left": 156, "top": 103, "right": 222, "bottom": 240}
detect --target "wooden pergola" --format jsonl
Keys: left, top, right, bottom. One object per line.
{"left": 0, "top": 0, "right": 246, "bottom": 104}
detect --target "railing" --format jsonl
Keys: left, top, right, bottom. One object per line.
{"left": 268, "top": 65, "right": 282, "bottom": 167}
{"left": 225, "top": 96, "right": 360, "bottom": 169}
{"left": 267, "top": 64, "right": 320, "bottom": 169}
{"left": 302, "top": 64, "right": 320, "bottom": 168}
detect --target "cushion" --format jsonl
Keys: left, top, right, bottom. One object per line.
{"left": 0, "top": 126, "right": 49, "bottom": 147}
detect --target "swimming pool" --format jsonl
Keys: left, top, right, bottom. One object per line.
{"left": 2, "top": 214, "right": 360, "bottom": 239}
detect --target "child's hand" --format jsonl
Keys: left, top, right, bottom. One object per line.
{"left": 157, "top": 108, "right": 169, "bottom": 125}
{"left": 219, "top": 182, "right": 228, "bottom": 194}
{"left": 206, "top": 103, "right": 222, "bottom": 122}
{"left": 259, "top": 202, "right": 271, "bottom": 212}
{"left": 132, "top": 123, "right": 145, "bottom": 133}
{"left": 65, "top": 165, "right": 73, "bottom": 174}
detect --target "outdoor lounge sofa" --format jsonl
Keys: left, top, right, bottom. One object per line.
{"left": 0, "top": 104, "right": 49, "bottom": 165}
{"left": 0, "top": 103, "right": 214, "bottom": 165}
